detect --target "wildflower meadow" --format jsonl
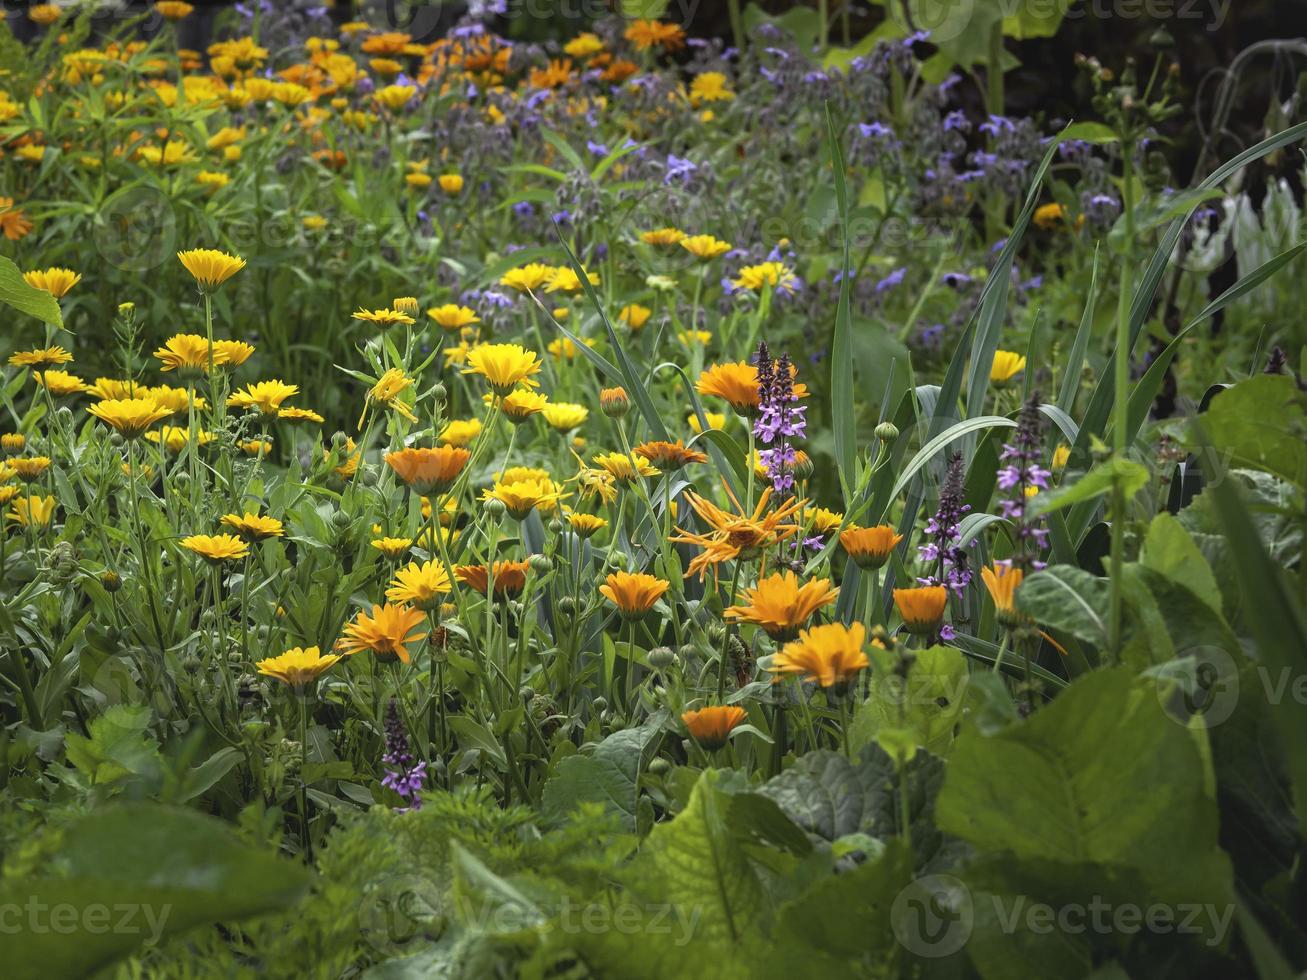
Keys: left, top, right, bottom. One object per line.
{"left": 1, "top": 1, "right": 1305, "bottom": 977}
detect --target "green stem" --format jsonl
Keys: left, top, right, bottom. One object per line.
{"left": 1107, "top": 138, "right": 1136, "bottom": 660}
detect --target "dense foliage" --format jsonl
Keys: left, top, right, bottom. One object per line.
{"left": 1, "top": 3, "right": 1305, "bottom": 978}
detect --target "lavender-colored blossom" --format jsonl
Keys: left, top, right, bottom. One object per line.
{"left": 874, "top": 267, "right": 906, "bottom": 294}
{"left": 381, "top": 699, "right": 426, "bottom": 812}
{"left": 996, "top": 394, "right": 1050, "bottom": 570}
{"left": 753, "top": 342, "right": 807, "bottom": 494}
{"left": 917, "top": 451, "right": 972, "bottom": 595}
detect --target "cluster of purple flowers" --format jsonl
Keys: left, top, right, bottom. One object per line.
{"left": 753, "top": 342, "right": 806, "bottom": 494}
{"left": 918, "top": 452, "right": 972, "bottom": 639}
{"left": 997, "top": 396, "right": 1051, "bottom": 570}
{"left": 381, "top": 699, "right": 426, "bottom": 812}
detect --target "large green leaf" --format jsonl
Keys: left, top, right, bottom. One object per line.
{"left": 541, "top": 720, "right": 662, "bottom": 830}
{"left": 0, "top": 255, "right": 63, "bottom": 327}
{"left": 825, "top": 105, "right": 857, "bottom": 502}
{"left": 1, "top": 804, "right": 312, "bottom": 980}
{"left": 1016, "top": 566, "right": 1110, "bottom": 647}
{"left": 1189, "top": 375, "right": 1307, "bottom": 490}
{"left": 1140, "top": 513, "right": 1222, "bottom": 616}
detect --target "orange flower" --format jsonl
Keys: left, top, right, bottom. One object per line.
{"left": 769, "top": 622, "right": 869, "bottom": 689}
{"left": 454, "top": 560, "right": 531, "bottom": 599}
{"left": 696, "top": 361, "right": 808, "bottom": 416}
{"left": 670, "top": 487, "right": 805, "bottom": 579}
{"left": 893, "top": 586, "right": 948, "bottom": 635}
{"left": 681, "top": 705, "right": 745, "bottom": 751}
{"left": 725, "top": 571, "right": 838, "bottom": 640}
{"left": 339, "top": 603, "right": 427, "bottom": 664}
{"left": 839, "top": 525, "right": 903, "bottom": 570}
{"left": 981, "top": 563, "right": 1028, "bottom": 628}
{"left": 634, "top": 440, "right": 708, "bottom": 472}
{"left": 599, "top": 570, "right": 669, "bottom": 620}
{"left": 384, "top": 445, "right": 470, "bottom": 495}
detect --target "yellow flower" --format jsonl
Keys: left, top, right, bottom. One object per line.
{"left": 427, "top": 304, "right": 480, "bottom": 331}
{"left": 545, "top": 266, "right": 599, "bottom": 293}
{"left": 483, "top": 478, "right": 563, "bottom": 520}
{"left": 154, "top": 334, "right": 216, "bottom": 373}
{"left": 463, "top": 343, "right": 543, "bottom": 395}
{"left": 440, "top": 417, "right": 482, "bottom": 447}
{"left": 618, "top": 304, "right": 651, "bottom": 330}
{"left": 624, "top": 19, "right": 686, "bottom": 51}
{"left": 547, "top": 336, "right": 594, "bottom": 360}
{"left": 181, "top": 533, "right": 249, "bottom": 562}
{"left": 2, "top": 434, "right": 25, "bottom": 455}
{"left": 566, "top": 512, "right": 608, "bottom": 538}
{"left": 690, "top": 71, "right": 734, "bottom": 104}
{"left": 177, "top": 248, "right": 246, "bottom": 291}
{"left": 278, "top": 407, "right": 323, "bottom": 424}
{"left": 640, "top": 227, "right": 686, "bottom": 247}
{"left": 726, "top": 571, "right": 839, "bottom": 641}
{"left": 145, "top": 385, "right": 204, "bottom": 414}
{"left": 893, "top": 586, "right": 948, "bottom": 635}
{"left": 240, "top": 438, "right": 273, "bottom": 456}
{"left": 23, "top": 267, "right": 82, "bottom": 298}
{"left": 220, "top": 511, "right": 284, "bottom": 541}
{"left": 196, "top": 170, "right": 229, "bottom": 194}
{"left": 385, "top": 445, "right": 470, "bottom": 495}
{"left": 352, "top": 307, "right": 416, "bottom": 328}
{"left": 361, "top": 368, "right": 418, "bottom": 427}
{"left": 374, "top": 84, "right": 416, "bottom": 112}
{"left": 87, "top": 397, "right": 173, "bottom": 439}
{"left": 680, "top": 234, "right": 732, "bottom": 260}
{"left": 8, "top": 346, "right": 72, "bottom": 368}
{"left": 732, "top": 261, "right": 796, "bottom": 293}
{"left": 670, "top": 488, "right": 806, "bottom": 579}
{"left": 386, "top": 560, "right": 453, "bottom": 610}
{"left": 687, "top": 411, "right": 726, "bottom": 434}
{"left": 591, "top": 451, "right": 658, "bottom": 484}
{"left": 339, "top": 603, "right": 426, "bottom": 664}
{"left": 10, "top": 457, "right": 49, "bottom": 480}
{"left": 155, "top": 2, "right": 196, "bottom": 21}
{"left": 769, "top": 622, "right": 869, "bottom": 689}
{"left": 34, "top": 370, "right": 89, "bottom": 397}
{"left": 146, "top": 425, "right": 214, "bottom": 453}
{"left": 229, "top": 380, "right": 299, "bottom": 415}
{"left": 564, "top": 32, "right": 604, "bottom": 58}
{"left": 599, "top": 570, "right": 669, "bottom": 620}
{"left": 212, "top": 339, "right": 254, "bottom": 367}
{"left": 1052, "top": 444, "right": 1071, "bottom": 471}
{"left": 679, "top": 329, "right": 712, "bottom": 346}
{"left": 494, "top": 388, "right": 550, "bottom": 424}
{"left": 438, "top": 173, "right": 464, "bottom": 194}
{"left": 981, "top": 563, "right": 1028, "bottom": 628}
{"left": 681, "top": 705, "right": 746, "bottom": 751}
{"left": 990, "top": 350, "right": 1027, "bottom": 386}
{"left": 1033, "top": 202, "right": 1067, "bottom": 230}
{"left": 543, "top": 402, "right": 588, "bottom": 431}
{"left": 256, "top": 646, "right": 342, "bottom": 688}
{"left": 371, "top": 536, "right": 413, "bottom": 559}
{"left": 499, "top": 263, "right": 555, "bottom": 293}
{"left": 7, "top": 494, "right": 56, "bottom": 528}
{"left": 839, "top": 525, "right": 903, "bottom": 570}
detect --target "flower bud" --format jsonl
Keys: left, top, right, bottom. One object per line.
{"left": 647, "top": 646, "right": 676, "bottom": 669}
{"left": 875, "top": 421, "right": 899, "bottom": 442}
{"left": 528, "top": 554, "right": 552, "bottom": 574}
{"left": 431, "top": 382, "right": 447, "bottom": 406}
{"left": 100, "top": 570, "right": 122, "bottom": 592}
{"left": 648, "top": 757, "right": 671, "bottom": 775}
{"left": 483, "top": 497, "right": 507, "bottom": 520}
{"left": 331, "top": 509, "right": 352, "bottom": 529}
{"left": 600, "top": 386, "right": 630, "bottom": 418}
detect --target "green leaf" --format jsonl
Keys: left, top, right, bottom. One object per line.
{"left": 542, "top": 721, "right": 662, "bottom": 830}
{"left": 826, "top": 106, "right": 857, "bottom": 502}
{"left": 937, "top": 669, "right": 1233, "bottom": 923}
{"left": 0, "top": 255, "right": 63, "bottom": 327}
{"left": 1140, "top": 513, "right": 1222, "bottom": 616}
{"left": 1029, "top": 456, "right": 1150, "bottom": 516}
{"left": 850, "top": 645, "right": 970, "bottom": 757}
{"left": 1057, "top": 121, "right": 1119, "bottom": 143}
{"left": 63, "top": 704, "right": 161, "bottom": 789}
{"left": 0, "top": 804, "right": 311, "bottom": 980}
{"left": 1016, "top": 566, "right": 1110, "bottom": 646}
{"left": 1189, "top": 375, "right": 1307, "bottom": 489}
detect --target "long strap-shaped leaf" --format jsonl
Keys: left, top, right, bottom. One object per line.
{"left": 825, "top": 105, "right": 857, "bottom": 504}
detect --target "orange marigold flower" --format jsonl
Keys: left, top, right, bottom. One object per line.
{"left": 599, "top": 570, "right": 669, "bottom": 620}
{"left": 455, "top": 559, "right": 531, "bottom": 599}
{"left": 725, "top": 571, "right": 838, "bottom": 640}
{"left": 681, "top": 705, "right": 745, "bottom": 751}
{"left": 339, "top": 603, "right": 427, "bottom": 664}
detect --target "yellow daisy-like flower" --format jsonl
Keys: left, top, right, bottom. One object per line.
{"left": 87, "top": 378, "right": 146, "bottom": 401}
{"left": 22, "top": 267, "right": 82, "bottom": 298}
{"left": 689, "top": 71, "right": 734, "bottom": 105}
{"left": 494, "top": 388, "right": 549, "bottom": 424}
{"left": 1052, "top": 444, "right": 1072, "bottom": 471}
{"left": 981, "top": 563, "right": 1029, "bottom": 628}
{"left": 27, "top": 4, "right": 65, "bottom": 27}
{"left": 229, "top": 380, "right": 298, "bottom": 415}
{"left": 499, "top": 263, "right": 555, "bottom": 293}
{"left": 483, "top": 478, "right": 563, "bottom": 520}
{"left": 769, "top": 622, "right": 869, "bottom": 689}
{"left": 542, "top": 402, "right": 589, "bottom": 432}
{"left": 10, "top": 457, "right": 50, "bottom": 480}
{"left": 893, "top": 586, "right": 949, "bottom": 635}
{"left": 180, "top": 533, "right": 249, "bottom": 562}
{"left": 440, "top": 417, "right": 482, "bottom": 447}
{"left": 600, "top": 570, "right": 669, "bottom": 620}
{"left": 87, "top": 397, "right": 172, "bottom": 439}
{"left": 385, "top": 560, "right": 453, "bottom": 610}
{"left": 339, "top": 603, "right": 426, "bottom": 664}
{"left": 154, "top": 334, "right": 216, "bottom": 374}
{"left": 146, "top": 425, "right": 214, "bottom": 453}
{"left": 212, "top": 339, "right": 255, "bottom": 367}
{"left": 463, "top": 343, "right": 543, "bottom": 396}
{"left": 544, "top": 266, "right": 599, "bottom": 294}
{"left": 618, "top": 304, "right": 651, "bottom": 330}
{"left": 438, "top": 174, "right": 464, "bottom": 194}
{"left": 279, "top": 407, "right": 324, "bottom": 423}
{"left": 8, "top": 347, "right": 72, "bottom": 369}
{"left": 839, "top": 525, "right": 904, "bottom": 570}
{"left": 591, "top": 451, "right": 658, "bottom": 484}
{"left": 725, "top": 571, "right": 839, "bottom": 641}
{"left": 145, "top": 386, "right": 204, "bottom": 414}
{"left": 240, "top": 438, "right": 273, "bottom": 457}
{"left": 2, "top": 434, "right": 26, "bottom": 454}
{"left": 33, "top": 370, "right": 89, "bottom": 397}
{"left": 680, "top": 234, "right": 732, "bottom": 260}
{"left": 373, "top": 84, "right": 416, "bottom": 112}
{"left": 687, "top": 411, "right": 726, "bottom": 434}
{"left": 455, "top": 560, "right": 531, "bottom": 599}
{"left": 566, "top": 512, "right": 608, "bottom": 538}
{"left": 696, "top": 361, "right": 809, "bottom": 416}
{"left": 990, "top": 350, "right": 1027, "bottom": 387}
{"left": 1033, "top": 202, "right": 1068, "bottom": 230}
{"left": 7, "top": 494, "right": 56, "bottom": 528}
{"left": 371, "top": 536, "right": 413, "bottom": 559}
{"left": 427, "top": 304, "right": 480, "bottom": 331}
{"left": 641, "top": 227, "right": 687, "bottom": 247}
{"left": 361, "top": 368, "right": 418, "bottom": 427}
{"left": 681, "top": 705, "right": 746, "bottom": 752}
{"left": 352, "top": 307, "right": 416, "bottom": 328}
{"left": 177, "top": 248, "right": 246, "bottom": 291}
{"left": 732, "top": 261, "right": 796, "bottom": 293}
{"left": 155, "top": 2, "right": 196, "bottom": 21}
{"left": 256, "top": 646, "right": 342, "bottom": 688}
{"left": 220, "top": 511, "right": 285, "bottom": 541}
{"left": 670, "top": 487, "right": 806, "bottom": 580}
{"left": 384, "top": 445, "right": 470, "bottom": 495}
